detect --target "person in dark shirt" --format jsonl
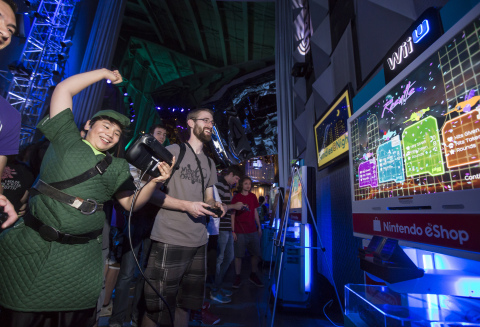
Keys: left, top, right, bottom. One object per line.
{"left": 1, "top": 155, "right": 35, "bottom": 216}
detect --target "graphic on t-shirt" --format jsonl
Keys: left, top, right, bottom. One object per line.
{"left": 2, "top": 166, "right": 16, "bottom": 179}
{"left": 180, "top": 164, "right": 206, "bottom": 185}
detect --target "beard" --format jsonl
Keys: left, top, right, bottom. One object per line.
{"left": 193, "top": 124, "right": 212, "bottom": 143}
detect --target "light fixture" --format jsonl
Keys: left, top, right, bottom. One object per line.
{"left": 60, "top": 40, "right": 73, "bottom": 48}
{"left": 57, "top": 53, "right": 69, "bottom": 61}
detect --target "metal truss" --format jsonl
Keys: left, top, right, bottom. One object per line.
{"left": 6, "top": 0, "right": 77, "bottom": 145}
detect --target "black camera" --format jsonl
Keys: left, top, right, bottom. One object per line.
{"left": 125, "top": 134, "right": 173, "bottom": 178}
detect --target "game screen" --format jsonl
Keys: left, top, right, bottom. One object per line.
{"left": 290, "top": 169, "right": 303, "bottom": 209}
{"left": 350, "top": 16, "right": 480, "bottom": 202}
{"left": 315, "top": 89, "right": 352, "bottom": 170}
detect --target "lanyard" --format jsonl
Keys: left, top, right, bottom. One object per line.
{"left": 185, "top": 142, "right": 206, "bottom": 202}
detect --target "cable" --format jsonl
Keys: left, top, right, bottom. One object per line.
{"left": 323, "top": 300, "right": 343, "bottom": 327}
{"left": 127, "top": 166, "right": 174, "bottom": 327}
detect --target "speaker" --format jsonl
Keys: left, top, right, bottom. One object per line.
{"left": 291, "top": 62, "right": 310, "bottom": 77}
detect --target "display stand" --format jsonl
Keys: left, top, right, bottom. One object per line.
{"left": 268, "top": 164, "right": 344, "bottom": 327}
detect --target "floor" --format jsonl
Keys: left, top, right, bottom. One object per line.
{"left": 97, "top": 258, "right": 344, "bottom": 327}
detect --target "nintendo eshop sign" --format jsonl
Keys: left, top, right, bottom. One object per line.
{"left": 383, "top": 8, "right": 443, "bottom": 84}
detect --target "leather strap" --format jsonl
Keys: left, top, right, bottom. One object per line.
{"left": 33, "top": 179, "right": 103, "bottom": 215}
{"left": 24, "top": 212, "right": 103, "bottom": 245}
{"left": 49, "top": 152, "right": 112, "bottom": 190}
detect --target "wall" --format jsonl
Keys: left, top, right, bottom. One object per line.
{"left": 289, "top": 0, "right": 480, "bottom": 299}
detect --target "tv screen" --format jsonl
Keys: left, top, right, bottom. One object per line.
{"left": 315, "top": 87, "right": 353, "bottom": 170}
{"left": 348, "top": 8, "right": 480, "bottom": 259}
{"left": 290, "top": 169, "right": 303, "bottom": 210}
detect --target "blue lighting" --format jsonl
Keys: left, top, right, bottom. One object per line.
{"left": 422, "top": 254, "right": 434, "bottom": 269}
{"left": 433, "top": 254, "right": 448, "bottom": 270}
{"left": 156, "top": 107, "right": 161, "bottom": 110}
{"left": 106, "top": 79, "right": 111, "bottom": 84}
{"left": 305, "top": 224, "right": 311, "bottom": 292}
{"left": 454, "top": 277, "right": 480, "bottom": 296}
{"left": 412, "top": 19, "right": 430, "bottom": 43}
{"left": 124, "top": 92, "right": 128, "bottom": 96}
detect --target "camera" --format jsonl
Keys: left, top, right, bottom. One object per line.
{"left": 125, "top": 134, "right": 174, "bottom": 178}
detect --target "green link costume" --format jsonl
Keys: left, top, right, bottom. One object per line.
{"left": 0, "top": 110, "right": 135, "bottom": 312}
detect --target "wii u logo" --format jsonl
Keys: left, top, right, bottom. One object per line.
{"left": 373, "top": 218, "right": 381, "bottom": 232}
{"left": 387, "top": 20, "right": 430, "bottom": 70}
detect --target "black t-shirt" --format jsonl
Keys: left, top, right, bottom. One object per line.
{"left": 1, "top": 161, "right": 35, "bottom": 212}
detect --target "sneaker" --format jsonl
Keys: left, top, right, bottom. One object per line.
{"left": 202, "top": 305, "right": 221, "bottom": 325}
{"left": 210, "top": 290, "right": 232, "bottom": 304}
{"left": 249, "top": 273, "right": 264, "bottom": 287}
{"left": 99, "top": 301, "right": 113, "bottom": 317}
{"left": 220, "top": 288, "right": 233, "bottom": 297}
{"left": 232, "top": 275, "right": 241, "bottom": 289}
{"left": 189, "top": 308, "right": 202, "bottom": 322}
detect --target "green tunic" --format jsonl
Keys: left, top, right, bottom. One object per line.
{"left": 0, "top": 110, "right": 134, "bottom": 311}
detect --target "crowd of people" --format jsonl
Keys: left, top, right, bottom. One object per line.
{"left": 0, "top": 1, "right": 270, "bottom": 326}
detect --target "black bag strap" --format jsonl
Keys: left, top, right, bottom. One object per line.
{"left": 49, "top": 152, "right": 113, "bottom": 190}
{"left": 162, "top": 143, "right": 186, "bottom": 190}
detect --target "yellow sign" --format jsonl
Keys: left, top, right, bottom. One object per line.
{"left": 317, "top": 132, "right": 349, "bottom": 167}
{"left": 314, "top": 88, "right": 352, "bottom": 170}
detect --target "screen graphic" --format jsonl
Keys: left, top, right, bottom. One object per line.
{"left": 315, "top": 88, "right": 352, "bottom": 170}
{"left": 350, "top": 17, "right": 480, "bottom": 201}
{"left": 290, "top": 169, "right": 303, "bottom": 209}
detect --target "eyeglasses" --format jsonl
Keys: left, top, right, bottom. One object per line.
{"left": 192, "top": 118, "right": 216, "bottom": 126}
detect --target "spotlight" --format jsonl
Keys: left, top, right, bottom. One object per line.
{"left": 57, "top": 53, "right": 69, "bottom": 60}
{"left": 24, "top": 0, "right": 38, "bottom": 6}
{"left": 8, "top": 60, "right": 32, "bottom": 76}
{"left": 32, "top": 11, "right": 49, "bottom": 20}
{"left": 60, "top": 40, "right": 73, "bottom": 48}
{"left": 106, "top": 79, "right": 111, "bottom": 84}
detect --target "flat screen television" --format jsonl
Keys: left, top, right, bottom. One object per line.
{"left": 315, "top": 87, "right": 353, "bottom": 170}
{"left": 348, "top": 6, "right": 480, "bottom": 260}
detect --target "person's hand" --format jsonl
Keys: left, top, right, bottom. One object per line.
{"left": 257, "top": 228, "right": 262, "bottom": 238}
{"left": 151, "top": 157, "right": 176, "bottom": 184}
{"left": 104, "top": 69, "right": 123, "bottom": 84}
{"left": 0, "top": 195, "right": 18, "bottom": 229}
{"left": 220, "top": 203, "right": 227, "bottom": 217}
{"left": 232, "top": 202, "right": 245, "bottom": 210}
{"left": 18, "top": 202, "right": 27, "bottom": 217}
{"left": 232, "top": 231, "right": 237, "bottom": 242}
{"left": 185, "top": 201, "right": 216, "bottom": 218}
{"left": 215, "top": 201, "right": 226, "bottom": 217}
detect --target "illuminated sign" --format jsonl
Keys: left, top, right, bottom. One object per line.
{"left": 383, "top": 8, "right": 443, "bottom": 84}
{"left": 314, "top": 87, "right": 352, "bottom": 170}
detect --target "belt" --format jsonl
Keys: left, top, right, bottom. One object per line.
{"left": 33, "top": 179, "right": 103, "bottom": 215}
{"left": 24, "top": 212, "right": 103, "bottom": 245}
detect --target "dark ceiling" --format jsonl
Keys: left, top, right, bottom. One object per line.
{"left": 117, "top": 0, "right": 275, "bottom": 86}
{"left": 113, "top": 0, "right": 277, "bottom": 166}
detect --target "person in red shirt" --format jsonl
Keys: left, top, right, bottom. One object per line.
{"left": 231, "top": 176, "right": 263, "bottom": 288}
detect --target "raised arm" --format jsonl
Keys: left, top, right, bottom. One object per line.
{"left": 49, "top": 69, "right": 122, "bottom": 119}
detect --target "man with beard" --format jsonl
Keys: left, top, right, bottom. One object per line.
{"left": 143, "top": 108, "right": 226, "bottom": 327}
